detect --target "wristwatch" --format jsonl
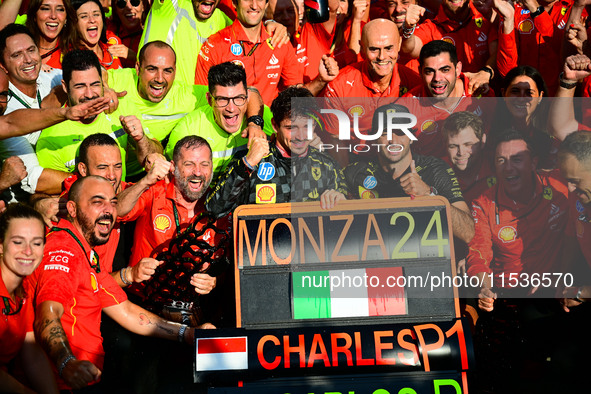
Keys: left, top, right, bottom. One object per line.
{"left": 559, "top": 72, "right": 578, "bottom": 89}
{"left": 530, "top": 6, "right": 544, "bottom": 18}
{"left": 480, "top": 66, "right": 494, "bottom": 83}
{"left": 247, "top": 115, "right": 265, "bottom": 129}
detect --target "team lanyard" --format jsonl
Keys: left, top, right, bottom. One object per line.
{"left": 494, "top": 185, "right": 543, "bottom": 225}
{"left": 8, "top": 89, "right": 41, "bottom": 109}
{"left": 232, "top": 28, "right": 262, "bottom": 56}
{"left": 49, "top": 227, "right": 101, "bottom": 273}
{"left": 1, "top": 295, "right": 23, "bottom": 316}
{"left": 171, "top": 201, "right": 183, "bottom": 237}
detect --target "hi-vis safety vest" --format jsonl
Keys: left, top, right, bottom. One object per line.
{"left": 139, "top": 0, "right": 232, "bottom": 85}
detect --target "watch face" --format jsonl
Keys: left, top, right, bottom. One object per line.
{"left": 248, "top": 116, "right": 264, "bottom": 127}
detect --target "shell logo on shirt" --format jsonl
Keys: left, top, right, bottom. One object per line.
{"left": 154, "top": 214, "right": 172, "bottom": 233}
{"left": 421, "top": 120, "right": 438, "bottom": 135}
{"left": 518, "top": 20, "right": 534, "bottom": 34}
{"left": 231, "top": 60, "right": 245, "bottom": 69}
{"left": 498, "top": 226, "right": 517, "bottom": 243}
{"left": 360, "top": 187, "right": 377, "bottom": 199}
{"left": 256, "top": 184, "right": 276, "bottom": 203}
{"left": 442, "top": 37, "right": 455, "bottom": 46}
{"left": 348, "top": 105, "right": 365, "bottom": 117}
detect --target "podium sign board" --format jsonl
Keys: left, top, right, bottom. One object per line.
{"left": 196, "top": 198, "right": 473, "bottom": 393}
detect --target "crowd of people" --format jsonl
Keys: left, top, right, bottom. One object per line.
{"left": 1, "top": 0, "right": 591, "bottom": 392}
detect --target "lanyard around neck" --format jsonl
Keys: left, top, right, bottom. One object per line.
{"left": 8, "top": 89, "right": 41, "bottom": 109}
{"left": 49, "top": 226, "right": 101, "bottom": 273}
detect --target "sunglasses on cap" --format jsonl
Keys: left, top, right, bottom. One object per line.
{"left": 116, "top": 0, "right": 141, "bottom": 8}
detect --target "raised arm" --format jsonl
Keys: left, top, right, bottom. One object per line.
{"left": 0, "top": 97, "right": 110, "bottom": 140}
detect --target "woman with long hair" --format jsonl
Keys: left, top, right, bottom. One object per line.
{"left": 25, "top": 0, "right": 77, "bottom": 69}
{"left": 495, "top": 65, "right": 557, "bottom": 169}
{"left": 0, "top": 204, "right": 58, "bottom": 394}
{"left": 72, "top": 0, "right": 122, "bottom": 69}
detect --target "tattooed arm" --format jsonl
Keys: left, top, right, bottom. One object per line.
{"left": 34, "top": 301, "right": 102, "bottom": 389}
{"left": 102, "top": 300, "right": 215, "bottom": 344}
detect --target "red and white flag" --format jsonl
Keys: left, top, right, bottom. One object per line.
{"left": 196, "top": 337, "right": 248, "bottom": 371}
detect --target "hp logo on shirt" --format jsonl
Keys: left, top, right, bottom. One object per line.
{"left": 363, "top": 176, "right": 377, "bottom": 190}
{"left": 257, "top": 163, "right": 275, "bottom": 181}
{"left": 230, "top": 43, "right": 243, "bottom": 56}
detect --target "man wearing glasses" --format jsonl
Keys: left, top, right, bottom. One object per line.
{"left": 166, "top": 61, "right": 273, "bottom": 179}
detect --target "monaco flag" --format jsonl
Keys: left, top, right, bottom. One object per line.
{"left": 196, "top": 337, "right": 248, "bottom": 371}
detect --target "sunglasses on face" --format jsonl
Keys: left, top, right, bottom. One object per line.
{"left": 116, "top": 0, "right": 141, "bottom": 9}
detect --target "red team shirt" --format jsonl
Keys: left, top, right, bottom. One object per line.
{"left": 195, "top": 21, "right": 303, "bottom": 105}
{"left": 0, "top": 272, "right": 35, "bottom": 368}
{"left": 413, "top": 2, "right": 498, "bottom": 73}
{"left": 466, "top": 170, "right": 569, "bottom": 288}
{"left": 322, "top": 61, "right": 421, "bottom": 146}
{"left": 497, "top": 0, "right": 581, "bottom": 95}
{"left": 30, "top": 219, "right": 127, "bottom": 389}
{"left": 61, "top": 174, "right": 132, "bottom": 273}
{"left": 403, "top": 74, "right": 495, "bottom": 159}
{"left": 120, "top": 180, "right": 230, "bottom": 300}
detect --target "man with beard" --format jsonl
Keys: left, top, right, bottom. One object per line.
{"left": 344, "top": 102, "right": 474, "bottom": 244}
{"left": 36, "top": 49, "right": 161, "bottom": 178}
{"left": 399, "top": 0, "right": 498, "bottom": 91}
{"left": 108, "top": 43, "right": 268, "bottom": 181}
{"left": 139, "top": 0, "right": 290, "bottom": 86}
{"left": 402, "top": 40, "right": 495, "bottom": 159}
{"left": 117, "top": 135, "right": 220, "bottom": 295}
{"left": 31, "top": 175, "right": 214, "bottom": 391}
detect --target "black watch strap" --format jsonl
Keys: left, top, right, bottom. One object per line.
{"left": 530, "top": 6, "right": 544, "bottom": 18}
{"left": 247, "top": 115, "right": 265, "bottom": 129}
{"left": 559, "top": 72, "right": 578, "bottom": 89}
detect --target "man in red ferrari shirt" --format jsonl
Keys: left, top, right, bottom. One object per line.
{"left": 466, "top": 131, "right": 569, "bottom": 311}
{"left": 32, "top": 176, "right": 213, "bottom": 391}
{"left": 403, "top": 40, "right": 495, "bottom": 160}
{"left": 495, "top": 0, "right": 584, "bottom": 95}
{"left": 399, "top": 0, "right": 498, "bottom": 93}
{"left": 195, "top": 0, "right": 339, "bottom": 104}
{"left": 116, "top": 136, "right": 225, "bottom": 301}
{"left": 321, "top": 18, "right": 421, "bottom": 166}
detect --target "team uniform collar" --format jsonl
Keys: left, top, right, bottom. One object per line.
{"left": 361, "top": 61, "right": 400, "bottom": 95}
{"left": 497, "top": 172, "right": 543, "bottom": 213}
{"left": 231, "top": 19, "right": 271, "bottom": 44}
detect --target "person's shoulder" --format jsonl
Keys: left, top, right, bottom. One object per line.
{"left": 415, "top": 153, "right": 450, "bottom": 171}
{"left": 206, "top": 23, "right": 234, "bottom": 43}
{"left": 335, "top": 61, "right": 364, "bottom": 79}
{"left": 344, "top": 159, "right": 377, "bottom": 176}
{"left": 307, "top": 147, "right": 340, "bottom": 167}
{"left": 472, "top": 183, "right": 496, "bottom": 206}
{"left": 539, "top": 169, "right": 569, "bottom": 197}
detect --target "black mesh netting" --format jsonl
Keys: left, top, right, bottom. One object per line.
{"left": 137, "top": 212, "right": 231, "bottom": 309}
